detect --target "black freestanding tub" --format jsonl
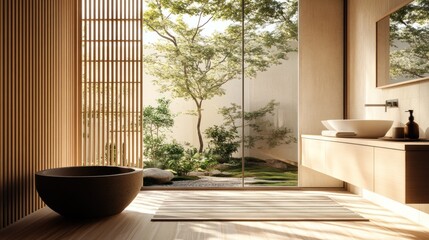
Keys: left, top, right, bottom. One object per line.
{"left": 35, "top": 166, "right": 143, "bottom": 218}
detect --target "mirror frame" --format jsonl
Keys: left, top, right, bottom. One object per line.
{"left": 376, "top": 0, "right": 429, "bottom": 88}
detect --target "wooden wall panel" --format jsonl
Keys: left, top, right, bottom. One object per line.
{"left": 346, "top": 0, "right": 419, "bottom": 120}
{"left": 0, "top": 0, "right": 79, "bottom": 229}
{"left": 298, "top": 0, "right": 344, "bottom": 187}
{"left": 0, "top": 0, "right": 4, "bottom": 230}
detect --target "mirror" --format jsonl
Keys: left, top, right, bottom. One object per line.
{"left": 376, "top": 0, "right": 429, "bottom": 87}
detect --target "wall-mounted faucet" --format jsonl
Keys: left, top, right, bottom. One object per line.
{"left": 364, "top": 99, "right": 399, "bottom": 112}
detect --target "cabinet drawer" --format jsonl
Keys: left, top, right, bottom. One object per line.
{"left": 325, "top": 142, "right": 374, "bottom": 190}
{"left": 374, "top": 148, "right": 405, "bottom": 203}
{"left": 302, "top": 138, "right": 326, "bottom": 173}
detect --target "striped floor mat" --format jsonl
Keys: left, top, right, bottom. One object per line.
{"left": 152, "top": 194, "right": 368, "bottom": 221}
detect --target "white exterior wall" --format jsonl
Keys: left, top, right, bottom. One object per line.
{"left": 143, "top": 44, "right": 298, "bottom": 163}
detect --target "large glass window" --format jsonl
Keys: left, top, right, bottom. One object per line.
{"left": 82, "top": 0, "right": 298, "bottom": 188}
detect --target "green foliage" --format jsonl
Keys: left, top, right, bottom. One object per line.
{"left": 142, "top": 0, "right": 298, "bottom": 152}
{"left": 389, "top": 0, "right": 429, "bottom": 79}
{"left": 205, "top": 125, "right": 240, "bottom": 163}
{"left": 141, "top": 98, "right": 218, "bottom": 175}
{"left": 198, "top": 152, "right": 218, "bottom": 171}
{"left": 213, "top": 100, "right": 297, "bottom": 151}
{"left": 145, "top": 141, "right": 185, "bottom": 169}
{"left": 164, "top": 147, "right": 217, "bottom": 176}
{"left": 165, "top": 148, "right": 200, "bottom": 176}
{"left": 142, "top": 98, "right": 174, "bottom": 133}
{"left": 142, "top": 98, "right": 177, "bottom": 167}
{"left": 160, "top": 142, "right": 186, "bottom": 162}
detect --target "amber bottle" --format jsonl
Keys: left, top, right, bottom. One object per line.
{"left": 405, "top": 110, "right": 419, "bottom": 139}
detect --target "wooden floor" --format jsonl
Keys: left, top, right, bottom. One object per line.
{"left": 1, "top": 190, "right": 429, "bottom": 240}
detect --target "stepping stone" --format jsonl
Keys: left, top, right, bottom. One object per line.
{"left": 143, "top": 168, "right": 174, "bottom": 185}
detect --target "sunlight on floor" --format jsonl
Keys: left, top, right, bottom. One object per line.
{"left": 1, "top": 190, "right": 429, "bottom": 240}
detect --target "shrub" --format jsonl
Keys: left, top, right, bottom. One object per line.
{"left": 205, "top": 125, "right": 240, "bottom": 163}
{"left": 165, "top": 147, "right": 217, "bottom": 176}
{"left": 166, "top": 148, "right": 200, "bottom": 176}
{"left": 142, "top": 98, "right": 175, "bottom": 167}
{"left": 159, "top": 141, "right": 185, "bottom": 164}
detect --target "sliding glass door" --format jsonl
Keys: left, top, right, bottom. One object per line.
{"left": 243, "top": 0, "right": 298, "bottom": 187}
{"left": 141, "top": 0, "right": 298, "bottom": 188}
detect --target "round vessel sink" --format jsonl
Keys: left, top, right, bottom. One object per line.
{"left": 326, "top": 119, "right": 393, "bottom": 138}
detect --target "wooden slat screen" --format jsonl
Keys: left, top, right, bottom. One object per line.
{"left": 0, "top": 0, "right": 80, "bottom": 229}
{"left": 81, "top": 0, "right": 143, "bottom": 167}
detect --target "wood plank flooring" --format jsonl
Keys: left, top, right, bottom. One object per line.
{"left": 1, "top": 190, "right": 429, "bottom": 240}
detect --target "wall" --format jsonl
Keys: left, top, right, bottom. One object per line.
{"left": 0, "top": 0, "right": 79, "bottom": 229}
{"left": 348, "top": 0, "right": 429, "bottom": 137}
{"left": 348, "top": 0, "right": 429, "bottom": 227}
{"left": 298, "top": 0, "right": 344, "bottom": 187}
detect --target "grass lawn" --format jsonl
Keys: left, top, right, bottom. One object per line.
{"left": 216, "top": 164, "right": 298, "bottom": 186}
{"left": 166, "top": 158, "right": 298, "bottom": 187}
{"left": 248, "top": 180, "right": 298, "bottom": 186}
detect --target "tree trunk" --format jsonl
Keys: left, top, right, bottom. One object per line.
{"left": 196, "top": 103, "right": 204, "bottom": 153}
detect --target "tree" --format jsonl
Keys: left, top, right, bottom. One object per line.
{"left": 389, "top": 0, "right": 429, "bottom": 80}
{"left": 142, "top": 0, "right": 298, "bottom": 152}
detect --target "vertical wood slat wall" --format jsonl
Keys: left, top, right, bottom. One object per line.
{"left": 0, "top": 0, "right": 80, "bottom": 229}
{"left": 82, "top": 0, "right": 143, "bottom": 168}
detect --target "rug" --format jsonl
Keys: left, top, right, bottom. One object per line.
{"left": 151, "top": 194, "right": 368, "bottom": 221}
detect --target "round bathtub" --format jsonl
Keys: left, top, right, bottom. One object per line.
{"left": 35, "top": 166, "right": 143, "bottom": 218}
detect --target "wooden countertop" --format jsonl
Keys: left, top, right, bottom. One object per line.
{"left": 301, "top": 135, "right": 429, "bottom": 151}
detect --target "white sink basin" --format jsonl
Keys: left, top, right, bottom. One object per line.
{"left": 324, "top": 119, "right": 394, "bottom": 138}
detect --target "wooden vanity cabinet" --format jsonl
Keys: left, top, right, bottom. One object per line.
{"left": 302, "top": 135, "right": 429, "bottom": 203}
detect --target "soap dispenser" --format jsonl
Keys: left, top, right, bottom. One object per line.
{"left": 405, "top": 110, "right": 419, "bottom": 139}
